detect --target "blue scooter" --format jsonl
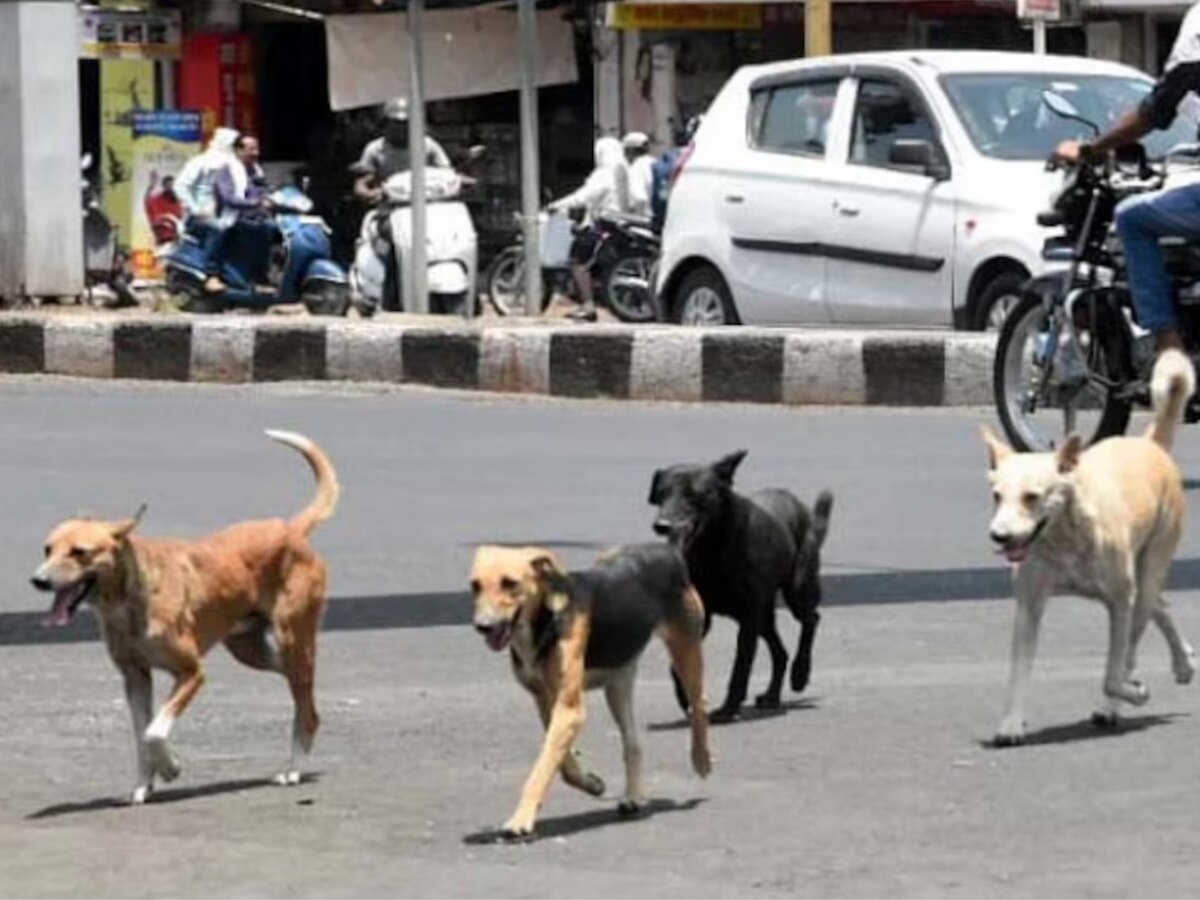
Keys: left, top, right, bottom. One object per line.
{"left": 163, "top": 184, "right": 352, "bottom": 315}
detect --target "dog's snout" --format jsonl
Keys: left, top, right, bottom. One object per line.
{"left": 30, "top": 575, "right": 51, "bottom": 591}
{"left": 652, "top": 519, "right": 672, "bottom": 536}
{"left": 989, "top": 529, "right": 1010, "bottom": 546}
{"left": 473, "top": 621, "right": 494, "bottom": 635}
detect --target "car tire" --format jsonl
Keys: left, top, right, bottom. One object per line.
{"left": 672, "top": 266, "right": 737, "bottom": 326}
{"left": 971, "top": 269, "right": 1027, "bottom": 331}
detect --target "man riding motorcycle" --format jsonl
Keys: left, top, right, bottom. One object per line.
{"left": 353, "top": 97, "right": 453, "bottom": 309}
{"left": 1056, "top": 1, "right": 1200, "bottom": 363}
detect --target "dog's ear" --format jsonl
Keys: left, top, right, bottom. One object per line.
{"left": 648, "top": 469, "right": 666, "bottom": 505}
{"left": 980, "top": 425, "right": 1012, "bottom": 471}
{"left": 1057, "top": 433, "right": 1084, "bottom": 474}
{"left": 110, "top": 503, "right": 147, "bottom": 540}
{"left": 713, "top": 449, "right": 748, "bottom": 484}
{"left": 529, "top": 554, "right": 570, "bottom": 613}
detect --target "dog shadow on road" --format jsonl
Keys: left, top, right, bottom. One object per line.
{"left": 462, "top": 797, "right": 707, "bottom": 845}
{"left": 979, "top": 713, "right": 1185, "bottom": 750}
{"left": 26, "top": 774, "right": 321, "bottom": 820}
{"left": 647, "top": 697, "right": 820, "bottom": 732}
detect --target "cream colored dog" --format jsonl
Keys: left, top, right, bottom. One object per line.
{"left": 984, "top": 349, "right": 1196, "bottom": 745}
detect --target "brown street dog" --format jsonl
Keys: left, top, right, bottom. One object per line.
{"left": 32, "top": 430, "right": 339, "bottom": 804}
{"left": 984, "top": 349, "right": 1196, "bottom": 746}
{"left": 470, "top": 543, "right": 712, "bottom": 839}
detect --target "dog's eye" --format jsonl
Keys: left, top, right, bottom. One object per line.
{"left": 991, "top": 491, "right": 1001, "bottom": 505}
{"left": 69, "top": 546, "right": 89, "bottom": 560}
{"left": 42, "top": 545, "right": 51, "bottom": 558}
{"left": 469, "top": 579, "right": 481, "bottom": 594}
{"left": 500, "top": 577, "right": 519, "bottom": 592}
{"left": 1021, "top": 492, "right": 1040, "bottom": 507}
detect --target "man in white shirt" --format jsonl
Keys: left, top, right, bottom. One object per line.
{"left": 623, "top": 132, "right": 654, "bottom": 219}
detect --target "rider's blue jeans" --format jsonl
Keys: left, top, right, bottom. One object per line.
{"left": 1115, "top": 180, "right": 1200, "bottom": 333}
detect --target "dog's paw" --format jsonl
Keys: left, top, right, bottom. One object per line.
{"left": 1175, "top": 649, "right": 1196, "bottom": 685}
{"left": 146, "top": 738, "right": 181, "bottom": 783}
{"left": 1107, "top": 678, "right": 1150, "bottom": 706}
{"left": 754, "top": 693, "right": 782, "bottom": 710}
{"left": 993, "top": 716, "right": 1026, "bottom": 747}
{"left": 273, "top": 770, "right": 302, "bottom": 787}
{"left": 790, "top": 662, "right": 812, "bottom": 694}
{"left": 692, "top": 742, "right": 713, "bottom": 778}
{"left": 576, "top": 771, "right": 605, "bottom": 797}
{"left": 1091, "top": 709, "right": 1121, "bottom": 730}
{"left": 617, "top": 799, "right": 643, "bottom": 818}
{"left": 130, "top": 785, "right": 153, "bottom": 806}
{"left": 500, "top": 814, "right": 536, "bottom": 841}
{"left": 709, "top": 705, "right": 742, "bottom": 724}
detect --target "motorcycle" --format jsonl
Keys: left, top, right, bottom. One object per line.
{"left": 351, "top": 148, "right": 485, "bottom": 317}
{"left": 994, "top": 90, "right": 1200, "bottom": 452}
{"left": 486, "top": 210, "right": 660, "bottom": 322}
{"left": 81, "top": 154, "right": 137, "bottom": 309}
{"left": 163, "top": 183, "right": 351, "bottom": 316}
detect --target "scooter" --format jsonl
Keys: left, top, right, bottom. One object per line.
{"left": 351, "top": 147, "right": 485, "bottom": 316}
{"left": 163, "top": 183, "right": 352, "bottom": 316}
{"left": 81, "top": 153, "right": 137, "bottom": 309}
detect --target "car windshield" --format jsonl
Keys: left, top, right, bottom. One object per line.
{"left": 942, "top": 73, "right": 1198, "bottom": 161}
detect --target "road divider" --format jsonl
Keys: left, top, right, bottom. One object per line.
{"left": 0, "top": 314, "right": 998, "bottom": 407}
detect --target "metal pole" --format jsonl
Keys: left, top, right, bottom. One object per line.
{"left": 408, "top": 0, "right": 429, "bottom": 314}
{"left": 1033, "top": 18, "right": 1047, "bottom": 54}
{"left": 518, "top": 0, "right": 542, "bottom": 316}
{"left": 805, "top": 0, "right": 832, "bottom": 57}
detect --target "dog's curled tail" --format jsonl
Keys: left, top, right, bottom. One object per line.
{"left": 265, "top": 430, "right": 341, "bottom": 536}
{"left": 1145, "top": 349, "right": 1196, "bottom": 451}
{"left": 810, "top": 491, "right": 834, "bottom": 550}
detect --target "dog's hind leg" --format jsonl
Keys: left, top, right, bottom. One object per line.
{"left": 659, "top": 609, "right": 712, "bottom": 780}
{"left": 671, "top": 611, "right": 712, "bottom": 713}
{"left": 225, "top": 615, "right": 283, "bottom": 673}
{"left": 755, "top": 604, "right": 787, "bottom": 710}
{"left": 786, "top": 572, "right": 821, "bottom": 695}
{"left": 1154, "top": 606, "right": 1196, "bottom": 685}
{"left": 995, "top": 567, "right": 1051, "bottom": 746}
{"left": 123, "top": 666, "right": 156, "bottom": 805}
{"left": 273, "top": 565, "right": 327, "bottom": 787}
{"left": 604, "top": 664, "right": 645, "bottom": 816}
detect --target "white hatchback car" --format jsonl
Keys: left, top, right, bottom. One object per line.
{"left": 657, "top": 50, "right": 1196, "bottom": 329}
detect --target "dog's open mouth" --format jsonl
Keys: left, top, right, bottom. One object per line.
{"left": 997, "top": 520, "right": 1048, "bottom": 565}
{"left": 42, "top": 577, "right": 96, "bottom": 628}
{"left": 481, "top": 620, "right": 514, "bottom": 653}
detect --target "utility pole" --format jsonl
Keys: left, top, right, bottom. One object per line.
{"left": 805, "top": 0, "right": 832, "bottom": 57}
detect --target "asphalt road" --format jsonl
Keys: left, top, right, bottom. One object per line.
{"left": 4, "top": 378, "right": 1200, "bottom": 897}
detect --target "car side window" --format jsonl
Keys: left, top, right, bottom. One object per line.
{"left": 751, "top": 80, "right": 840, "bottom": 158}
{"left": 850, "top": 79, "right": 940, "bottom": 170}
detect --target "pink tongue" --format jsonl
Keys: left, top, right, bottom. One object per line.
{"left": 42, "top": 596, "right": 72, "bottom": 628}
{"left": 486, "top": 625, "right": 510, "bottom": 652}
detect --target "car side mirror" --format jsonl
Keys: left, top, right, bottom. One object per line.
{"left": 889, "top": 139, "right": 950, "bottom": 181}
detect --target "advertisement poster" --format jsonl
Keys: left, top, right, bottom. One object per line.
{"left": 100, "top": 58, "right": 156, "bottom": 246}
{"left": 180, "top": 33, "right": 258, "bottom": 144}
{"left": 131, "top": 111, "right": 202, "bottom": 280}
{"left": 79, "top": 6, "right": 183, "bottom": 60}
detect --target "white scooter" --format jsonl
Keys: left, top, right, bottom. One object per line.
{"left": 351, "top": 151, "right": 483, "bottom": 316}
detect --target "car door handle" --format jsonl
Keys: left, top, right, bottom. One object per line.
{"left": 837, "top": 206, "right": 860, "bottom": 217}
{"left": 725, "top": 195, "right": 745, "bottom": 204}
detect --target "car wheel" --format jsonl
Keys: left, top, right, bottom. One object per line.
{"left": 673, "top": 266, "right": 737, "bottom": 326}
{"left": 971, "top": 269, "right": 1028, "bottom": 331}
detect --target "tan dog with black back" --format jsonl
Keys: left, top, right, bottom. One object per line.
{"left": 984, "top": 350, "right": 1196, "bottom": 745}
{"left": 32, "top": 430, "right": 339, "bottom": 804}
{"left": 470, "top": 543, "right": 712, "bottom": 838}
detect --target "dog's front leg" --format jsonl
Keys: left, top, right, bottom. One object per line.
{"left": 995, "top": 571, "right": 1050, "bottom": 746}
{"left": 713, "top": 615, "right": 759, "bottom": 722}
{"left": 503, "top": 619, "right": 589, "bottom": 839}
{"left": 530, "top": 685, "right": 604, "bottom": 798}
{"left": 123, "top": 667, "right": 155, "bottom": 804}
{"left": 144, "top": 665, "right": 206, "bottom": 784}
{"left": 1101, "top": 586, "right": 1150, "bottom": 708}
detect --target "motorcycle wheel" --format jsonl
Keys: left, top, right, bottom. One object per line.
{"left": 993, "top": 290, "right": 1133, "bottom": 453}
{"left": 604, "top": 252, "right": 658, "bottom": 323}
{"left": 486, "top": 246, "right": 527, "bottom": 316}
{"left": 302, "top": 282, "right": 352, "bottom": 317}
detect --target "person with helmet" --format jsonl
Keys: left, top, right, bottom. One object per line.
{"left": 623, "top": 131, "right": 654, "bottom": 219}
{"left": 352, "top": 97, "right": 453, "bottom": 204}
{"left": 174, "top": 126, "right": 240, "bottom": 293}
{"left": 548, "top": 136, "right": 631, "bottom": 321}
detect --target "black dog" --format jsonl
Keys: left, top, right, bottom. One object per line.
{"left": 648, "top": 450, "right": 833, "bottom": 722}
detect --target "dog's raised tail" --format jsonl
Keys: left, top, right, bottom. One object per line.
{"left": 1145, "top": 349, "right": 1196, "bottom": 451}
{"left": 810, "top": 490, "right": 834, "bottom": 550}
{"left": 265, "top": 430, "right": 341, "bottom": 535}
